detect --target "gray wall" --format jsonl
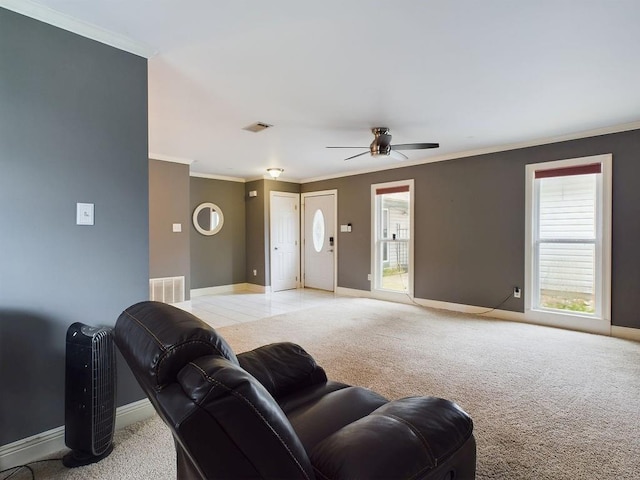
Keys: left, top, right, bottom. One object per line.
{"left": 0, "top": 8, "right": 149, "bottom": 445}
{"left": 149, "top": 160, "right": 190, "bottom": 298}
{"left": 303, "top": 129, "right": 640, "bottom": 330}
{"left": 190, "top": 177, "right": 246, "bottom": 288}
{"left": 245, "top": 180, "right": 266, "bottom": 284}
{"left": 245, "top": 180, "right": 300, "bottom": 286}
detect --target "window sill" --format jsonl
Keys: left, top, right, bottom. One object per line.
{"left": 524, "top": 308, "right": 611, "bottom": 335}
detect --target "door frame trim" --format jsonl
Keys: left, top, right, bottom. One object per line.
{"left": 301, "top": 189, "right": 338, "bottom": 291}
{"left": 269, "top": 191, "right": 301, "bottom": 291}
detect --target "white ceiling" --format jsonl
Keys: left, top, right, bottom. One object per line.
{"left": 8, "top": 0, "right": 640, "bottom": 182}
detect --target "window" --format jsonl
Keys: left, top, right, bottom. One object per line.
{"left": 371, "top": 180, "right": 414, "bottom": 298}
{"left": 525, "top": 154, "right": 612, "bottom": 333}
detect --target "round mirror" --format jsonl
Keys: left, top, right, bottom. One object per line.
{"left": 192, "top": 202, "right": 224, "bottom": 236}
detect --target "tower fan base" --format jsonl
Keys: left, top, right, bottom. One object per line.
{"left": 63, "top": 443, "right": 114, "bottom": 468}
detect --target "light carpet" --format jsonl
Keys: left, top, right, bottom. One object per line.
{"left": 16, "top": 298, "right": 640, "bottom": 479}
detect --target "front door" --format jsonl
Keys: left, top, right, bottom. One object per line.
{"left": 303, "top": 192, "right": 336, "bottom": 291}
{"left": 270, "top": 192, "right": 299, "bottom": 292}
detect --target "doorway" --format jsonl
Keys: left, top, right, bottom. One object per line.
{"left": 270, "top": 191, "right": 300, "bottom": 292}
{"left": 302, "top": 191, "right": 337, "bottom": 291}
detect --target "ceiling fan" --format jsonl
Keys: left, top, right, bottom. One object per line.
{"left": 327, "top": 127, "right": 439, "bottom": 161}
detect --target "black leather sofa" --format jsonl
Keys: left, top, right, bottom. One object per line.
{"left": 115, "top": 301, "right": 476, "bottom": 479}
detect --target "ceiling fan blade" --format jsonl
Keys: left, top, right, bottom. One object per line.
{"left": 391, "top": 142, "right": 440, "bottom": 150}
{"left": 389, "top": 150, "right": 408, "bottom": 161}
{"left": 326, "top": 146, "right": 368, "bottom": 149}
{"left": 343, "top": 151, "right": 370, "bottom": 161}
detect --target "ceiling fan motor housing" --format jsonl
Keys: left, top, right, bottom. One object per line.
{"left": 370, "top": 127, "right": 392, "bottom": 156}
{"left": 328, "top": 127, "right": 438, "bottom": 161}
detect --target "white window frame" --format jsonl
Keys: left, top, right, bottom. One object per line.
{"left": 382, "top": 208, "right": 390, "bottom": 263}
{"left": 371, "top": 179, "right": 414, "bottom": 303}
{"left": 524, "top": 154, "right": 612, "bottom": 334}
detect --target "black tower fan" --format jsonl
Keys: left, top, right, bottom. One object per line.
{"left": 63, "top": 322, "right": 117, "bottom": 467}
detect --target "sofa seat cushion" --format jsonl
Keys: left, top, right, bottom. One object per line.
{"left": 310, "top": 397, "right": 474, "bottom": 480}
{"left": 286, "top": 386, "right": 388, "bottom": 452}
{"left": 278, "top": 380, "right": 351, "bottom": 414}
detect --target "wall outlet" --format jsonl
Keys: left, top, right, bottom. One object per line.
{"left": 253, "top": 269, "right": 257, "bottom": 276}
{"left": 513, "top": 286, "right": 521, "bottom": 298}
{"left": 367, "top": 273, "right": 371, "bottom": 281}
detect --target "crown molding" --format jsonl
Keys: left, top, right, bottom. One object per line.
{"left": 149, "top": 153, "right": 194, "bottom": 165}
{"left": 300, "top": 120, "right": 640, "bottom": 184}
{"left": 0, "top": 0, "right": 156, "bottom": 58}
{"left": 237, "top": 175, "right": 302, "bottom": 183}
{"left": 190, "top": 172, "right": 246, "bottom": 183}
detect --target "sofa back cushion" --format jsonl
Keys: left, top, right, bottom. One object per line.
{"left": 175, "top": 355, "right": 315, "bottom": 480}
{"left": 115, "top": 301, "right": 238, "bottom": 392}
{"left": 238, "top": 342, "right": 328, "bottom": 399}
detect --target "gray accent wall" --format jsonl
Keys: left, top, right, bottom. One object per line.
{"left": 303, "top": 129, "right": 640, "bottom": 330}
{"left": 190, "top": 177, "right": 246, "bottom": 288}
{"left": 245, "top": 180, "right": 266, "bottom": 285}
{"left": 245, "top": 180, "right": 300, "bottom": 286}
{"left": 0, "top": 8, "right": 148, "bottom": 445}
{"left": 149, "top": 160, "right": 191, "bottom": 298}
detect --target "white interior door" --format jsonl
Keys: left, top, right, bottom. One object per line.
{"left": 270, "top": 192, "right": 299, "bottom": 292}
{"left": 304, "top": 193, "right": 336, "bottom": 291}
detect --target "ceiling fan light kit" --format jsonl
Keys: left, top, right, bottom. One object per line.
{"left": 327, "top": 127, "right": 439, "bottom": 161}
{"left": 267, "top": 167, "right": 284, "bottom": 179}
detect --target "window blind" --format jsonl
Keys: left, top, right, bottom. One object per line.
{"left": 535, "top": 162, "right": 601, "bottom": 179}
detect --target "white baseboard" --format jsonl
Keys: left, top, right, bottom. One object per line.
{"left": 189, "top": 283, "right": 278, "bottom": 296}
{"left": 403, "top": 296, "right": 616, "bottom": 335}
{"left": 611, "top": 325, "right": 640, "bottom": 343}
{"left": 0, "top": 425, "right": 65, "bottom": 472}
{"left": 246, "top": 283, "right": 270, "bottom": 293}
{"left": 336, "top": 287, "right": 522, "bottom": 317}
{"left": 335, "top": 287, "right": 634, "bottom": 337}
{"left": 0, "top": 399, "right": 155, "bottom": 471}
{"left": 114, "top": 398, "right": 154, "bottom": 430}
{"left": 191, "top": 283, "right": 254, "bottom": 297}
{"left": 335, "top": 286, "right": 372, "bottom": 298}
{"left": 412, "top": 297, "right": 525, "bottom": 321}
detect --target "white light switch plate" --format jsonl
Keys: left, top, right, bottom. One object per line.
{"left": 76, "top": 203, "right": 94, "bottom": 225}
{"left": 172, "top": 223, "right": 182, "bottom": 232}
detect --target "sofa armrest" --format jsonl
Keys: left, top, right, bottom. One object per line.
{"left": 237, "top": 342, "right": 328, "bottom": 399}
{"left": 309, "top": 397, "right": 476, "bottom": 480}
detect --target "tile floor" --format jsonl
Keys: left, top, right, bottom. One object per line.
{"left": 182, "top": 288, "right": 340, "bottom": 328}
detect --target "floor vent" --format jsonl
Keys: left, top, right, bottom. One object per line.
{"left": 149, "top": 276, "right": 185, "bottom": 304}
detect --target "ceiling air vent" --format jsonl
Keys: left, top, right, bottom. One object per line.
{"left": 242, "top": 122, "right": 273, "bottom": 133}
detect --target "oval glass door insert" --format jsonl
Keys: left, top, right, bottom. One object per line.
{"left": 312, "top": 209, "right": 325, "bottom": 252}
